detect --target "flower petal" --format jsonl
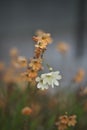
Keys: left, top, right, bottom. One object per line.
{"left": 54, "top": 80, "right": 59, "bottom": 86}
{"left": 36, "top": 77, "right": 41, "bottom": 82}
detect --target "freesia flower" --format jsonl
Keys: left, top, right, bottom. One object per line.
{"left": 41, "top": 71, "right": 62, "bottom": 88}
{"left": 36, "top": 71, "right": 62, "bottom": 90}
{"left": 36, "top": 77, "right": 49, "bottom": 90}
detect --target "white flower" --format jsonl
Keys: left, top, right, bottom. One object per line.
{"left": 36, "top": 71, "right": 62, "bottom": 90}
{"left": 36, "top": 77, "right": 49, "bottom": 90}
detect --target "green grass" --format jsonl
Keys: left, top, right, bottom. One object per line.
{"left": 0, "top": 82, "right": 87, "bottom": 130}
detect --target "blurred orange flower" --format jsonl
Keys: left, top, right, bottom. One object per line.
{"left": 35, "top": 42, "right": 48, "bottom": 49}
{"left": 34, "top": 47, "right": 44, "bottom": 58}
{"left": 56, "top": 122, "right": 67, "bottom": 130}
{"left": 29, "top": 58, "right": 43, "bottom": 71}
{"left": 10, "top": 48, "right": 18, "bottom": 57}
{"left": 21, "top": 107, "right": 32, "bottom": 115}
{"left": 17, "top": 56, "right": 27, "bottom": 68}
{"left": 56, "top": 114, "right": 77, "bottom": 130}
{"left": 68, "top": 115, "right": 77, "bottom": 126}
{"left": 73, "top": 68, "right": 85, "bottom": 83}
{"left": 27, "top": 69, "right": 38, "bottom": 79}
{"left": 59, "top": 115, "right": 68, "bottom": 124}
{"left": 33, "top": 32, "right": 52, "bottom": 45}
{"left": 57, "top": 42, "right": 69, "bottom": 54}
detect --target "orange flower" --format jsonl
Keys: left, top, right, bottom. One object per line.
{"left": 39, "top": 32, "right": 52, "bottom": 44}
{"left": 68, "top": 115, "right": 77, "bottom": 126}
{"left": 29, "top": 58, "right": 43, "bottom": 71}
{"left": 77, "top": 69, "right": 85, "bottom": 77}
{"left": 3, "top": 68, "right": 15, "bottom": 83}
{"left": 59, "top": 115, "right": 69, "bottom": 124}
{"left": 34, "top": 46, "right": 45, "bottom": 58}
{"left": 73, "top": 68, "right": 85, "bottom": 83}
{"left": 33, "top": 32, "right": 52, "bottom": 45}
{"left": 20, "top": 72, "right": 32, "bottom": 82}
{"left": 33, "top": 31, "right": 52, "bottom": 59}
{"left": 35, "top": 42, "right": 48, "bottom": 49}
{"left": 17, "top": 56, "right": 27, "bottom": 68}
{"left": 10, "top": 48, "right": 18, "bottom": 57}
{"left": 21, "top": 107, "right": 32, "bottom": 115}
{"left": 56, "top": 122, "right": 67, "bottom": 130}
{"left": 56, "top": 114, "right": 77, "bottom": 130}
{"left": 57, "top": 42, "right": 69, "bottom": 54}
{"left": 11, "top": 60, "right": 20, "bottom": 68}
{"left": 27, "top": 69, "right": 38, "bottom": 79}
{"left": 73, "top": 76, "right": 83, "bottom": 83}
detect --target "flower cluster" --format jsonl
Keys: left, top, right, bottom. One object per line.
{"left": 0, "top": 30, "right": 62, "bottom": 91}
{"left": 1, "top": 48, "right": 28, "bottom": 83}
{"left": 21, "top": 30, "right": 53, "bottom": 84}
{"left": 56, "top": 114, "right": 77, "bottom": 130}
{"left": 10, "top": 48, "right": 27, "bottom": 68}
{"left": 36, "top": 71, "right": 62, "bottom": 90}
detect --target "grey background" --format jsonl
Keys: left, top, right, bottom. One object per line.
{"left": 0, "top": 0, "right": 87, "bottom": 86}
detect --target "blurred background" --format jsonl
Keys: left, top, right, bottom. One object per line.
{"left": 0, "top": 0, "right": 87, "bottom": 86}
{"left": 0, "top": 1, "right": 87, "bottom": 130}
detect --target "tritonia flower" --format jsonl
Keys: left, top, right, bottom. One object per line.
{"left": 36, "top": 71, "right": 62, "bottom": 90}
